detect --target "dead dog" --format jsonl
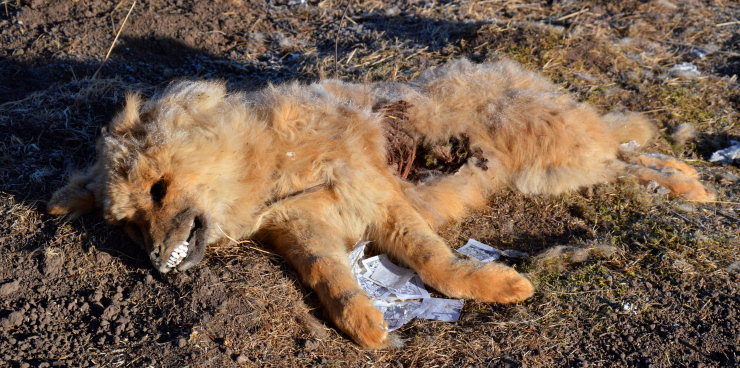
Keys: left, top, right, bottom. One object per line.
{"left": 49, "top": 59, "right": 713, "bottom": 348}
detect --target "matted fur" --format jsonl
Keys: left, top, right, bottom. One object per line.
{"left": 49, "top": 59, "right": 713, "bottom": 348}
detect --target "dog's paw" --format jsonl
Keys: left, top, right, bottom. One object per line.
{"left": 471, "top": 264, "right": 535, "bottom": 304}
{"left": 493, "top": 270, "right": 535, "bottom": 304}
{"left": 339, "top": 296, "right": 390, "bottom": 349}
{"left": 674, "top": 181, "right": 716, "bottom": 202}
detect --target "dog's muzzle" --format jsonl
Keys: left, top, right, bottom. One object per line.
{"left": 150, "top": 216, "right": 208, "bottom": 273}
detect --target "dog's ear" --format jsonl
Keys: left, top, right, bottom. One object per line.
{"left": 48, "top": 163, "right": 103, "bottom": 219}
{"left": 109, "top": 92, "right": 142, "bottom": 136}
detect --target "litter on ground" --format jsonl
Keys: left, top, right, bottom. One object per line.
{"left": 710, "top": 141, "right": 740, "bottom": 165}
{"left": 350, "top": 238, "right": 528, "bottom": 330}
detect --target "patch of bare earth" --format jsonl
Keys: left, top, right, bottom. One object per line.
{"left": 1, "top": 0, "right": 738, "bottom": 367}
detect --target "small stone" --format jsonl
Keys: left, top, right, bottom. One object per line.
{"left": 236, "top": 355, "right": 248, "bottom": 364}
{"left": 177, "top": 338, "right": 187, "bottom": 348}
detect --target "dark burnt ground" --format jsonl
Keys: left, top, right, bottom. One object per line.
{"left": 1, "top": 1, "right": 739, "bottom": 367}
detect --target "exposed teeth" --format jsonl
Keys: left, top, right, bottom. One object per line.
{"left": 165, "top": 242, "right": 190, "bottom": 268}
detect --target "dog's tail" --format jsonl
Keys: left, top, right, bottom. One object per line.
{"left": 602, "top": 112, "right": 656, "bottom": 149}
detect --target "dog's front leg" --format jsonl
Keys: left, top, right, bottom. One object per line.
{"left": 374, "top": 202, "right": 534, "bottom": 304}
{"left": 264, "top": 217, "right": 390, "bottom": 348}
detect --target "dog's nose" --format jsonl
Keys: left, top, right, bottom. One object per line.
{"left": 151, "top": 245, "right": 161, "bottom": 258}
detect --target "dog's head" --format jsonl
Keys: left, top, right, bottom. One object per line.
{"left": 49, "top": 81, "right": 274, "bottom": 273}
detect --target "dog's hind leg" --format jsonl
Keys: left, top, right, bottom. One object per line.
{"left": 604, "top": 112, "right": 713, "bottom": 201}
{"left": 630, "top": 153, "right": 701, "bottom": 180}
{"left": 372, "top": 201, "right": 534, "bottom": 304}
{"left": 623, "top": 161, "right": 715, "bottom": 202}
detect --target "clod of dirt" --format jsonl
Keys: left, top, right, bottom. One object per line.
{"left": 1, "top": 310, "right": 24, "bottom": 328}
{"left": 101, "top": 303, "right": 121, "bottom": 321}
{"left": 42, "top": 253, "right": 63, "bottom": 277}
{"left": 91, "top": 288, "right": 103, "bottom": 303}
{"left": 0, "top": 279, "right": 20, "bottom": 296}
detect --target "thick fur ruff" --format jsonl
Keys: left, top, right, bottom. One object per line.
{"left": 49, "top": 59, "right": 713, "bottom": 348}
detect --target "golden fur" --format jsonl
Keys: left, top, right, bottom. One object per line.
{"left": 49, "top": 59, "right": 713, "bottom": 348}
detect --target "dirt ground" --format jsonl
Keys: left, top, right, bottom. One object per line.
{"left": 1, "top": 0, "right": 739, "bottom": 367}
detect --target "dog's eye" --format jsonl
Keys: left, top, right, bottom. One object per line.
{"left": 150, "top": 180, "right": 167, "bottom": 203}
